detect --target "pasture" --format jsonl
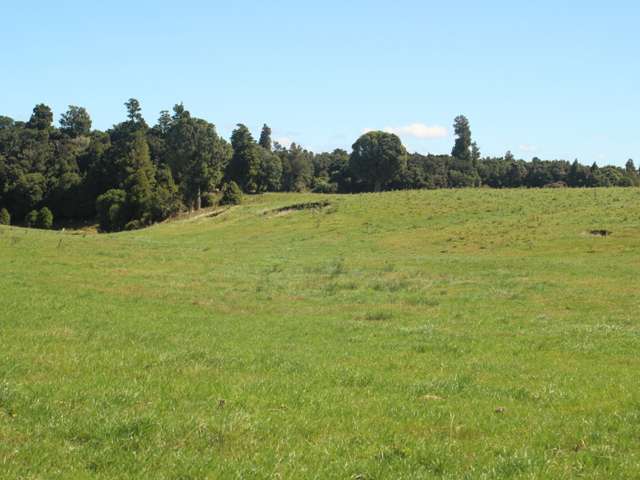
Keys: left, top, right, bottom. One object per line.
{"left": 1, "top": 188, "right": 639, "bottom": 479}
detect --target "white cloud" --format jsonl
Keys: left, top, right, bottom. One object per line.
{"left": 519, "top": 144, "right": 537, "bottom": 152}
{"left": 384, "top": 123, "right": 448, "bottom": 139}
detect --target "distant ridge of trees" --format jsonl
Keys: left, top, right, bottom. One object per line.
{"left": 0, "top": 101, "right": 637, "bottom": 231}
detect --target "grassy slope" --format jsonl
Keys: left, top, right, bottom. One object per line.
{"left": 1, "top": 188, "right": 640, "bottom": 479}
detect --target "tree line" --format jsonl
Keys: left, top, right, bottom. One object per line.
{"left": 0, "top": 102, "right": 638, "bottom": 231}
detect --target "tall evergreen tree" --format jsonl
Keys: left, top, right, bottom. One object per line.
{"left": 625, "top": 159, "right": 636, "bottom": 174}
{"left": 123, "top": 130, "right": 156, "bottom": 221}
{"left": 449, "top": 115, "right": 479, "bottom": 186}
{"left": 259, "top": 124, "right": 273, "bottom": 151}
{"left": 567, "top": 159, "right": 590, "bottom": 187}
{"left": 625, "top": 159, "right": 639, "bottom": 185}
{"left": 471, "top": 141, "right": 481, "bottom": 166}
{"left": 279, "top": 143, "right": 314, "bottom": 192}
{"left": 124, "top": 98, "right": 147, "bottom": 127}
{"left": 166, "top": 105, "right": 232, "bottom": 209}
{"left": 156, "top": 111, "right": 172, "bottom": 135}
{"left": 228, "top": 124, "right": 261, "bottom": 192}
{"left": 451, "top": 115, "right": 472, "bottom": 161}
{"left": 505, "top": 151, "right": 515, "bottom": 163}
{"left": 151, "top": 165, "right": 182, "bottom": 220}
{"left": 256, "top": 147, "right": 283, "bottom": 192}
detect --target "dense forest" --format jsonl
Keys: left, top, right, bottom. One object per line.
{"left": 0, "top": 101, "right": 638, "bottom": 232}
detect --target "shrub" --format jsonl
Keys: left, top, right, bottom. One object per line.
{"left": 200, "top": 192, "right": 218, "bottom": 208}
{"left": 96, "top": 189, "right": 127, "bottom": 232}
{"left": 149, "top": 166, "right": 183, "bottom": 222}
{"left": 220, "top": 181, "right": 243, "bottom": 206}
{"left": 312, "top": 181, "right": 338, "bottom": 193}
{"left": 150, "top": 189, "right": 182, "bottom": 223}
{"left": 0, "top": 208, "right": 10, "bottom": 225}
{"left": 125, "top": 219, "right": 143, "bottom": 231}
{"left": 25, "top": 210, "right": 38, "bottom": 227}
{"left": 36, "top": 207, "right": 53, "bottom": 229}
{"left": 544, "top": 181, "right": 567, "bottom": 188}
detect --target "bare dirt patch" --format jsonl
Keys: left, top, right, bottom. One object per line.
{"left": 588, "top": 229, "right": 612, "bottom": 237}
{"left": 265, "top": 201, "right": 332, "bottom": 216}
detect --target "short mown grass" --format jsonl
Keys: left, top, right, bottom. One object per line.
{"left": 1, "top": 188, "right": 640, "bottom": 478}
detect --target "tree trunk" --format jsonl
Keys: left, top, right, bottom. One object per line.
{"left": 374, "top": 180, "right": 382, "bottom": 192}
{"left": 196, "top": 186, "right": 201, "bottom": 210}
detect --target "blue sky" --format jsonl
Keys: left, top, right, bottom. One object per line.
{"left": 2, "top": 1, "right": 638, "bottom": 165}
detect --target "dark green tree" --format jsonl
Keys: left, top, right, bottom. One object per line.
{"left": 107, "top": 122, "right": 147, "bottom": 188}
{"left": 220, "top": 181, "right": 243, "bottom": 205}
{"left": 27, "top": 104, "right": 53, "bottom": 130}
{"left": 327, "top": 149, "right": 352, "bottom": 192}
{"left": 625, "top": 159, "right": 639, "bottom": 186}
{"left": 151, "top": 165, "right": 182, "bottom": 221}
{"left": 76, "top": 131, "right": 113, "bottom": 216}
{"left": 259, "top": 124, "right": 272, "bottom": 151}
{"left": 0, "top": 154, "right": 6, "bottom": 201}
{"left": 506, "top": 160, "right": 526, "bottom": 187}
{"left": 165, "top": 105, "right": 232, "bottom": 209}
{"left": 125, "top": 98, "right": 144, "bottom": 124}
{"left": 471, "top": 141, "right": 481, "bottom": 166}
{"left": 156, "top": 110, "right": 173, "bottom": 135}
{"left": 349, "top": 131, "right": 407, "bottom": 191}
{"left": 25, "top": 210, "right": 38, "bottom": 227}
{"left": 256, "top": 147, "right": 282, "bottom": 192}
{"left": 9, "top": 173, "right": 47, "bottom": 219}
{"left": 588, "top": 162, "right": 601, "bottom": 187}
{"left": 567, "top": 159, "right": 591, "bottom": 187}
{"left": 123, "top": 130, "right": 156, "bottom": 221}
{"left": 96, "top": 189, "right": 127, "bottom": 232}
{"left": 280, "top": 143, "right": 314, "bottom": 192}
{"left": 36, "top": 207, "right": 53, "bottom": 229}
{"left": 228, "top": 124, "right": 261, "bottom": 192}
{"left": 0, "top": 207, "right": 10, "bottom": 225}
{"left": 60, "top": 106, "right": 92, "bottom": 137}
{"left": 625, "top": 159, "right": 636, "bottom": 174}
{"left": 505, "top": 151, "right": 515, "bottom": 162}
{"left": 147, "top": 110, "right": 173, "bottom": 168}
{"left": 452, "top": 115, "right": 472, "bottom": 161}
{"left": 449, "top": 115, "right": 480, "bottom": 187}
{"left": 48, "top": 171, "right": 83, "bottom": 219}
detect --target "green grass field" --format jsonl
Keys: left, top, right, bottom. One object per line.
{"left": 2, "top": 188, "right": 640, "bottom": 479}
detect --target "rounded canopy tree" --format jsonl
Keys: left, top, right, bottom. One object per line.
{"left": 349, "top": 131, "right": 407, "bottom": 191}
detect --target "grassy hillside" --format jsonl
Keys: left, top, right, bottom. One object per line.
{"left": 2, "top": 188, "right": 640, "bottom": 479}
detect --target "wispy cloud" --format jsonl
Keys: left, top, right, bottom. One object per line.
{"left": 363, "top": 123, "right": 448, "bottom": 140}
{"left": 519, "top": 144, "right": 537, "bottom": 153}
{"left": 385, "top": 123, "right": 448, "bottom": 139}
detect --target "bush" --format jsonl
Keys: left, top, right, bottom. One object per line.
{"left": 220, "top": 181, "right": 243, "bottom": 206}
{"left": 544, "top": 181, "right": 567, "bottom": 189}
{"left": 96, "top": 189, "right": 127, "bottom": 232}
{"left": 200, "top": 192, "right": 218, "bottom": 208}
{"left": 312, "top": 180, "right": 338, "bottom": 193}
{"left": 125, "top": 219, "right": 143, "bottom": 231}
{"left": 0, "top": 208, "right": 10, "bottom": 225}
{"left": 25, "top": 210, "right": 38, "bottom": 227}
{"left": 36, "top": 207, "right": 53, "bottom": 229}
{"left": 150, "top": 189, "right": 182, "bottom": 223}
